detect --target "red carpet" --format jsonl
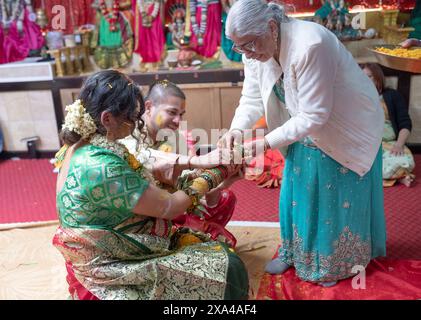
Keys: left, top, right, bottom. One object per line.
{"left": 256, "top": 258, "right": 421, "bottom": 300}
{"left": 382, "top": 158, "right": 421, "bottom": 259}
{"left": 254, "top": 155, "right": 421, "bottom": 300}
{"left": 230, "top": 155, "right": 421, "bottom": 260}
{"left": 2, "top": 157, "right": 420, "bottom": 299}
{"left": 0, "top": 159, "right": 58, "bottom": 224}
{"left": 0, "top": 156, "right": 421, "bottom": 259}
{"left": 231, "top": 180, "right": 280, "bottom": 222}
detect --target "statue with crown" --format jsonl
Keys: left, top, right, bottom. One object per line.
{"left": 314, "top": 0, "right": 362, "bottom": 41}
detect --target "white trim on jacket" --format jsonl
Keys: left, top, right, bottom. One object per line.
{"left": 230, "top": 18, "right": 384, "bottom": 176}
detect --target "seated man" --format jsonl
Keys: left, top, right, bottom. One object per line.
{"left": 122, "top": 80, "right": 239, "bottom": 246}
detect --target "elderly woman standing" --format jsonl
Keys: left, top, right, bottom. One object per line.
{"left": 220, "top": 0, "right": 386, "bottom": 286}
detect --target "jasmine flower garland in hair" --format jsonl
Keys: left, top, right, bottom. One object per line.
{"left": 62, "top": 100, "right": 97, "bottom": 140}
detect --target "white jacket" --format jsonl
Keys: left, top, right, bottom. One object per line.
{"left": 230, "top": 18, "right": 384, "bottom": 176}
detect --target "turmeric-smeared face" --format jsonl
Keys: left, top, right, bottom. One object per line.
{"left": 146, "top": 95, "right": 186, "bottom": 132}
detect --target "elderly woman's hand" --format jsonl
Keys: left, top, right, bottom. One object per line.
{"left": 217, "top": 129, "right": 244, "bottom": 150}
{"left": 243, "top": 137, "right": 269, "bottom": 159}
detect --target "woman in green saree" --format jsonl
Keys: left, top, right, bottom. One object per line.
{"left": 53, "top": 70, "right": 248, "bottom": 300}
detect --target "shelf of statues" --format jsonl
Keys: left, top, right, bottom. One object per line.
{"left": 48, "top": 45, "right": 92, "bottom": 77}
{"left": 158, "top": 46, "right": 223, "bottom": 72}
{"left": 296, "top": 1, "right": 412, "bottom": 43}
{"left": 381, "top": 8, "right": 400, "bottom": 26}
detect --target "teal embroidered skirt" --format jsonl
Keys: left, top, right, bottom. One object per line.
{"left": 278, "top": 140, "right": 387, "bottom": 282}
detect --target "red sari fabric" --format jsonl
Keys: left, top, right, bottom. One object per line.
{"left": 33, "top": 0, "right": 96, "bottom": 34}
{"left": 0, "top": 9, "right": 44, "bottom": 64}
{"left": 189, "top": 1, "right": 221, "bottom": 58}
{"left": 133, "top": 0, "right": 165, "bottom": 63}
{"left": 0, "top": 26, "right": 28, "bottom": 64}
{"left": 65, "top": 262, "right": 99, "bottom": 300}
{"left": 246, "top": 148, "right": 284, "bottom": 188}
{"left": 245, "top": 116, "right": 285, "bottom": 188}
{"left": 257, "top": 258, "right": 421, "bottom": 300}
{"left": 61, "top": 189, "right": 237, "bottom": 300}
{"left": 172, "top": 189, "right": 237, "bottom": 248}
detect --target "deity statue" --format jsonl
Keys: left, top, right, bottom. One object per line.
{"left": 187, "top": 0, "right": 221, "bottom": 59}
{"left": 32, "top": 0, "right": 96, "bottom": 35}
{"left": 91, "top": 0, "right": 134, "bottom": 69}
{"left": 0, "top": 0, "right": 44, "bottom": 64}
{"left": 167, "top": 1, "right": 186, "bottom": 49}
{"left": 133, "top": 0, "right": 165, "bottom": 70}
{"left": 314, "top": 0, "right": 361, "bottom": 41}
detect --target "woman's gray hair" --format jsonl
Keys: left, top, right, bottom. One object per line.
{"left": 226, "top": 0, "right": 289, "bottom": 38}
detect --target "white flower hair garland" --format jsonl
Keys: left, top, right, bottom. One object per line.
{"left": 62, "top": 100, "right": 97, "bottom": 140}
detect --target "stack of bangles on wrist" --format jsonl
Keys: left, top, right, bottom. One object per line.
{"left": 178, "top": 166, "right": 230, "bottom": 215}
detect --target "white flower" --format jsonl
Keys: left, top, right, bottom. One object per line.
{"left": 62, "top": 100, "right": 97, "bottom": 140}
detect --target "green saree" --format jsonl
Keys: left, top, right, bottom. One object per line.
{"left": 53, "top": 144, "right": 248, "bottom": 300}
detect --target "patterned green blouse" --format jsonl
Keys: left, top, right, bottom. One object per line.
{"left": 57, "top": 145, "right": 149, "bottom": 229}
